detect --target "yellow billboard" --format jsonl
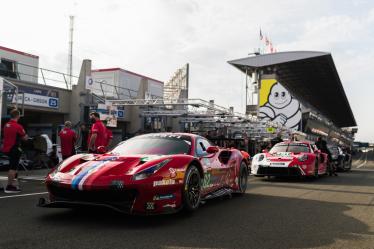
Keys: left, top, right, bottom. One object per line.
{"left": 258, "top": 79, "right": 301, "bottom": 131}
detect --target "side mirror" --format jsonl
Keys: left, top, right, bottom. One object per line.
{"left": 206, "top": 146, "right": 219, "bottom": 154}
{"left": 262, "top": 149, "right": 268, "bottom": 153}
{"left": 97, "top": 146, "right": 107, "bottom": 154}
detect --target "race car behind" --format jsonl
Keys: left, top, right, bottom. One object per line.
{"left": 251, "top": 141, "right": 328, "bottom": 178}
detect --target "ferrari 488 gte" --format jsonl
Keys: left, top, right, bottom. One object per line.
{"left": 39, "top": 133, "right": 248, "bottom": 214}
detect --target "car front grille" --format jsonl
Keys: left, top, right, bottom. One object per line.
{"left": 257, "top": 166, "right": 301, "bottom": 176}
{"left": 47, "top": 184, "right": 137, "bottom": 204}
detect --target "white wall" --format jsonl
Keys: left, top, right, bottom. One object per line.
{"left": 0, "top": 47, "right": 39, "bottom": 83}
{"left": 92, "top": 69, "right": 164, "bottom": 99}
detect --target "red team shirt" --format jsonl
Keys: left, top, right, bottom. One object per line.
{"left": 58, "top": 128, "right": 77, "bottom": 156}
{"left": 89, "top": 120, "right": 106, "bottom": 149}
{"left": 105, "top": 128, "right": 113, "bottom": 147}
{"left": 2, "top": 119, "right": 26, "bottom": 153}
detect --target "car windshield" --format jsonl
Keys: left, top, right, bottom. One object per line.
{"left": 111, "top": 134, "right": 192, "bottom": 155}
{"left": 270, "top": 143, "right": 310, "bottom": 153}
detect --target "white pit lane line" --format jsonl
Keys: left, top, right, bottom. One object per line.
{"left": 0, "top": 192, "right": 48, "bottom": 199}
{"left": 357, "top": 152, "right": 368, "bottom": 169}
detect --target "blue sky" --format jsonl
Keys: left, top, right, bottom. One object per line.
{"left": 0, "top": 0, "right": 373, "bottom": 142}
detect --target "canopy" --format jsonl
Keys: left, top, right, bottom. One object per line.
{"left": 228, "top": 51, "right": 356, "bottom": 127}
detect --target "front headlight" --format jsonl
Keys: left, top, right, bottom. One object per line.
{"left": 133, "top": 159, "right": 172, "bottom": 181}
{"left": 258, "top": 154, "right": 265, "bottom": 162}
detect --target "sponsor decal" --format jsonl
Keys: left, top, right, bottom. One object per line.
{"left": 168, "top": 168, "right": 185, "bottom": 179}
{"left": 98, "top": 156, "right": 119, "bottom": 162}
{"left": 202, "top": 173, "right": 213, "bottom": 188}
{"left": 163, "top": 203, "right": 176, "bottom": 209}
{"left": 153, "top": 179, "right": 176, "bottom": 187}
{"left": 169, "top": 168, "right": 177, "bottom": 178}
{"left": 270, "top": 162, "right": 286, "bottom": 166}
{"left": 145, "top": 202, "right": 155, "bottom": 210}
{"left": 275, "top": 152, "right": 292, "bottom": 157}
{"left": 111, "top": 180, "right": 124, "bottom": 189}
{"left": 153, "top": 194, "right": 175, "bottom": 201}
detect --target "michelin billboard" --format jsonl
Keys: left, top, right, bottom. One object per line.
{"left": 258, "top": 79, "right": 301, "bottom": 131}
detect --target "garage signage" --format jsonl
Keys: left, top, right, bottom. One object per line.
{"left": 13, "top": 86, "right": 59, "bottom": 109}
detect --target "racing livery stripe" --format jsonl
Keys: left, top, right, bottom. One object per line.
{"left": 77, "top": 162, "right": 109, "bottom": 190}
{"left": 71, "top": 161, "right": 109, "bottom": 190}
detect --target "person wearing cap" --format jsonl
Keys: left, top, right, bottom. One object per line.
{"left": 316, "top": 136, "right": 337, "bottom": 176}
{"left": 58, "top": 121, "right": 77, "bottom": 160}
{"left": 2, "top": 109, "right": 28, "bottom": 193}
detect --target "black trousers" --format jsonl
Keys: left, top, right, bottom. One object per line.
{"left": 5, "top": 146, "right": 22, "bottom": 171}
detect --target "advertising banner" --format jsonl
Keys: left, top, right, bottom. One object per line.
{"left": 258, "top": 79, "right": 301, "bottom": 131}
{"left": 85, "top": 76, "right": 94, "bottom": 91}
{"left": 13, "top": 86, "right": 59, "bottom": 109}
{"left": 96, "top": 101, "right": 119, "bottom": 127}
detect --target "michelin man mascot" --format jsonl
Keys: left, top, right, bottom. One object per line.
{"left": 259, "top": 82, "right": 301, "bottom": 130}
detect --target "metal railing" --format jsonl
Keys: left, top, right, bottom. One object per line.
{"left": 0, "top": 61, "right": 78, "bottom": 89}
{"left": 0, "top": 62, "right": 147, "bottom": 100}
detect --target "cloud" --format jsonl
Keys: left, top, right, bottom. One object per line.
{"left": 0, "top": 0, "right": 373, "bottom": 141}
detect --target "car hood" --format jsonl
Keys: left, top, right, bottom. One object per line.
{"left": 56, "top": 154, "right": 170, "bottom": 177}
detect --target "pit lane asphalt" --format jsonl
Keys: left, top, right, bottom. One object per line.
{"left": 1, "top": 151, "right": 374, "bottom": 249}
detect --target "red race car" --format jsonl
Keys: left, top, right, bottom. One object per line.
{"left": 251, "top": 141, "right": 328, "bottom": 178}
{"left": 39, "top": 133, "right": 248, "bottom": 214}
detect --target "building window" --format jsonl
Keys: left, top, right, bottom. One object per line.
{"left": 0, "top": 58, "right": 17, "bottom": 79}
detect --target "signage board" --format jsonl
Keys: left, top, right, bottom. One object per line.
{"left": 13, "top": 86, "right": 59, "bottom": 109}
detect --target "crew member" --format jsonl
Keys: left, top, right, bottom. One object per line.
{"left": 79, "top": 123, "right": 89, "bottom": 152}
{"left": 2, "top": 109, "right": 28, "bottom": 193}
{"left": 105, "top": 124, "right": 113, "bottom": 150}
{"left": 58, "top": 121, "right": 77, "bottom": 160}
{"left": 316, "top": 136, "right": 337, "bottom": 176}
{"left": 270, "top": 133, "right": 283, "bottom": 147}
{"left": 88, "top": 112, "right": 106, "bottom": 153}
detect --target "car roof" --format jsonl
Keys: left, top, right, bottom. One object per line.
{"left": 277, "top": 141, "right": 311, "bottom": 146}
{"left": 136, "top": 132, "right": 199, "bottom": 139}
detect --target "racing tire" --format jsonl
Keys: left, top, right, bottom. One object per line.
{"left": 237, "top": 161, "right": 248, "bottom": 195}
{"left": 182, "top": 165, "right": 201, "bottom": 212}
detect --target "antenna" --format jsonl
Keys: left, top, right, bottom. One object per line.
{"left": 68, "top": 15, "right": 74, "bottom": 88}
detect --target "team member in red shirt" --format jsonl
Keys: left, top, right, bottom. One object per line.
{"left": 2, "top": 109, "right": 28, "bottom": 193}
{"left": 88, "top": 112, "right": 106, "bottom": 153}
{"left": 58, "top": 121, "right": 77, "bottom": 160}
{"left": 104, "top": 122, "right": 113, "bottom": 150}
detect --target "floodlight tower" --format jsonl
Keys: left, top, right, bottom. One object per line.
{"left": 68, "top": 15, "right": 74, "bottom": 88}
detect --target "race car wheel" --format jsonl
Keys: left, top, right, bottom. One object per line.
{"left": 183, "top": 165, "right": 201, "bottom": 212}
{"left": 238, "top": 161, "right": 248, "bottom": 194}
